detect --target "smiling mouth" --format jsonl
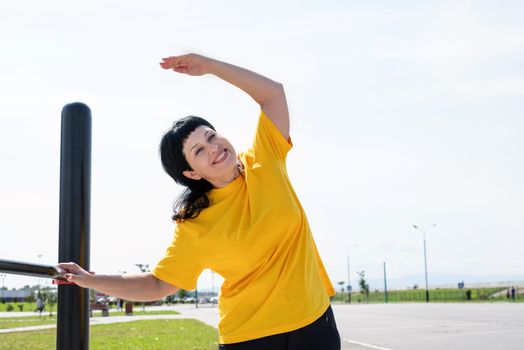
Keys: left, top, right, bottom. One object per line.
{"left": 212, "top": 149, "right": 229, "bottom": 165}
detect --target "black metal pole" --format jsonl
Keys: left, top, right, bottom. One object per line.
{"left": 423, "top": 235, "right": 429, "bottom": 303}
{"left": 57, "top": 102, "right": 91, "bottom": 350}
{"left": 0, "top": 259, "right": 67, "bottom": 280}
{"left": 195, "top": 285, "right": 198, "bottom": 309}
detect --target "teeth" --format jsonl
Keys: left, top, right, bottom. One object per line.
{"left": 215, "top": 150, "right": 226, "bottom": 163}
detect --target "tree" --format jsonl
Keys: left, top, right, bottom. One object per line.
{"left": 178, "top": 289, "right": 188, "bottom": 301}
{"left": 337, "top": 281, "right": 345, "bottom": 293}
{"left": 357, "top": 271, "right": 370, "bottom": 301}
{"left": 135, "top": 263, "right": 150, "bottom": 273}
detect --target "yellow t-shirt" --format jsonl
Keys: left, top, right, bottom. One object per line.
{"left": 153, "top": 111, "right": 335, "bottom": 344}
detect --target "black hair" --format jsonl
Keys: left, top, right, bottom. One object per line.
{"left": 159, "top": 116, "right": 216, "bottom": 222}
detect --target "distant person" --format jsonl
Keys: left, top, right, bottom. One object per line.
{"left": 506, "top": 289, "right": 511, "bottom": 300}
{"left": 35, "top": 296, "right": 45, "bottom": 317}
{"left": 511, "top": 287, "right": 516, "bottom": 301}
{"left": 58, "top": 53, "right": 340, "bottom": 349}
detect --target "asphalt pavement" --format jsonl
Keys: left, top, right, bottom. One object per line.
{"left": 332, "top": 302, "right": 524, "bottom": 350}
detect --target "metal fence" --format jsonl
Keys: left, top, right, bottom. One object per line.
{"left": 333, "top": 287, "right": 516, "bottom": 303}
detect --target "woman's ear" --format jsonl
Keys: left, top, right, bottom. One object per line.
{"left": 182, "top": 170, "right": 202, "bottom": 181}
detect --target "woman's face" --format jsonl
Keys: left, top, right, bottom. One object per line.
{"left": 182, "top": 125, "right": 238, "bottom": 187}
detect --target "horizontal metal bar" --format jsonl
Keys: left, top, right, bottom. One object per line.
{"left": 0, "top": 258, "right": 66, "bottom": 281}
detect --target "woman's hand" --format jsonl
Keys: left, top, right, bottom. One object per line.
{"left": 160, "top": 52, "right": 289, "bottom": 139}
{"left": 57, "top": 262, "right": 94, "bottom": 289}
{"left": 160, "top": 54, "right": 213, "bottom": 76}
{"left": 57, "top": 263, "right": 177, "bottom": 301}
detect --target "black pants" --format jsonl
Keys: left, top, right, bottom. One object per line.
{"left": 219, "top": 306, "right": 341, "bottom": 350}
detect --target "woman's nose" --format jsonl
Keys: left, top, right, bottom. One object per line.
{"left": 209, "top": 143, "right": 219, "bottom": 155}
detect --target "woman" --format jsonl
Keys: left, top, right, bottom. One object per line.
{"left": 58, "top": 53, "right": 340, "bottom": 349}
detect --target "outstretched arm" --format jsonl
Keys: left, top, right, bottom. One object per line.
{"left": 160, "top": 53, "right": 290, "bottom": 140}
{"left": 57, "top": 262, "right": 178, "bottom": 302}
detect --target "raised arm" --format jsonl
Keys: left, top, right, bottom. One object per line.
{"left": 57, "top": 262, "right": 178, "bottom": 302}
{"left": 160, "top": 53, "right": 290, "bottom": 140}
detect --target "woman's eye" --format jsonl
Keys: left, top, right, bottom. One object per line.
{"left": 195, "top": 147, "right": 203, "bottom": 156}
{"left": 208, "top": 133, "right": 216, "bottom": 142}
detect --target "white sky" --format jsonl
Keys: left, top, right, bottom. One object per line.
{"left": 1, "top": 0, "right": 523, "bottom": 291}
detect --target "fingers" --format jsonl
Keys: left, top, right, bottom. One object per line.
{"left": 65, "top": 273, "right": 77, "bottom": 282}
{"left": 159, "top": 53, "right": 209, "bottom": 76}
{"left": 56, "top": 262, "right": 89, "bottom": 276}
{"left": 57, "top": 262, "right": 80, "bottom": 272}
{"left": 159, "top": 55, "right": 189, "bottom": 70}
{"left": 56, "top": 263, "right": 94, "bottom": 288}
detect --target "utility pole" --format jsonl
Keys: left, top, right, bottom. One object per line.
{"left": 37, "top": 254, "right": 43, "bottom": 295}
{"left": 347, "top": 253, "right": 351, "bottom": 303}
{"left": 347, "top": 244, "right": 357, "bottom": 303}
{"left": 383, "top": 262, "right": 388, "bottom": 303}
{"left": 0, "top": 273, "right": 5, "bottom": 301}
{"left": 412, "top": 224, "right": 437, "bottom": 303}
{"left": 195, "top": 283, "right": 198, "bottom": 309}
{"left": 211, "top": 270, "right": 215, "bottom": 305}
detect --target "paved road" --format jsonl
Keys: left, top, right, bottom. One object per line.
{"left": 332, "top": 303, "right": 524, "bottom": 350}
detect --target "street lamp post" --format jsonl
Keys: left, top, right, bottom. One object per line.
{"left": 211, "top": 270, "right": 215, "bottom": 305}
{"left": 347, "top": 244, "right": 357, "bottom": 303}
{"left": 0, "top": 273, "right": 5, "bottom": 301}
{"left": 37, "top": 254, "right": 43, "bottom": 294}
{"left": 347, "top": 253, "right": 350, "bottom": 303}
{"left": 412, "top": 224, "right": 437, "bottom": 303}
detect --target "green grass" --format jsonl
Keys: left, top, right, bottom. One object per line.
{"left": 0, "top": 319, "right": 218, "bottom": 350}
{"left": 0, "top": 315, "right": 56, "bottom": 329}
{"left": 0, "top": 302, "right": 182, "bottom": 314}
{"left": 332, "top": 287, "right": 522, "bottom": 303}
{"left": 1, "top": 310, "right": 180, "bottom": 329}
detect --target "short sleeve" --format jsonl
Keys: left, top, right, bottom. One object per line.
{"left": 251, "top": 110, "right": 292, "bottom": 162}
{"left": 152, "top": 224, "right": 203, "bottom": 291}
